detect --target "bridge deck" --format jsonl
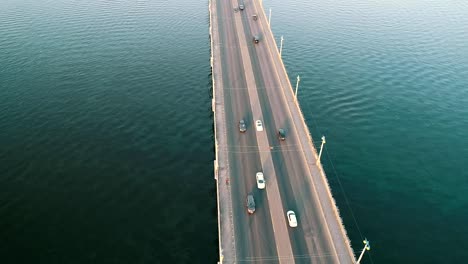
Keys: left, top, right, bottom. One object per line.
{"left": 210, "top": 0, "right": 356, "bottom": 263}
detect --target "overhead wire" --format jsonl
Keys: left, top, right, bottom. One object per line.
{"left": 298, "top": 89, "right": 374, "bottom": 264}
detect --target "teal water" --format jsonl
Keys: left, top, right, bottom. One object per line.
{"left": 0, "top": 0, "right": 467, "bottom": 263}
{"left": 262, "top": 0, "right": 468, "bottom": 263}
{"left": 0, "top": 0, "right": 216, "bottom": 263}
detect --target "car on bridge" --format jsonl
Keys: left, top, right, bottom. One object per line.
{"left": 253, "top": 35, "right": 260, "bottom": 44}
{"left": 247, "top": 194, "right": 255, "bottom": 214}
{"left": 256, "top": 172, "right": 265, "bottom": 189}
{"left": 255, "top": 120, "right": 263, "bottom": 131}
{"left": 287, "top": 210, "right": 298, "bottom": 227}
{"left": 239, "top": 3, "right": 244, "bottom": 10}
{"left": 239, "top": 119, "right": 246, "bottom": 132}
{"left": 278, "top": 128, "right": 286, "bottom": 140}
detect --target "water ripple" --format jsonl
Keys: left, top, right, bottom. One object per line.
{"left": 0, "top": 0, "right": 215, "bottom": 263}
{"left": 264, "top": 0, "right": 468, "bottom": 262}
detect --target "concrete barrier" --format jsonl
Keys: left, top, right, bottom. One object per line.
{"left": 210, "top": 0, "right": 237, "bottom": 262}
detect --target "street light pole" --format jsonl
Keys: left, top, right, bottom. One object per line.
{"left": 279, "top": 35, "right": 284, "bottom": 56}
{"left": 219, "top": 248, "right": 224, "bottom": 263}
{"left": 268, "top": 8, "right": 272, "bottom": 25}
{"left": 316, "top": 136, "right": 326, "bottom": 164}
{"left": 356, "top": 238, "right": 370, "bottom": 264}
{"left": 294, "top": 75, "right": 300, "bottom": 99}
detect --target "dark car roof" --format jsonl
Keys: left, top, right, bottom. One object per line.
{"left": 247, "top": 194, "right": 255, "bottom": 207}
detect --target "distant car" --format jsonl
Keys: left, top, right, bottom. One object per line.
{"left": 239, "top": 3, "right": 244, "bottom": 10}
{"left": 252, "top": 14, "right": 258, "bottom": 21}
{"left": 256, "top": 172, "right": 265, "bottom": 189}
{"left": 287, "top": 210, "right": 297, "bottom": 227}
{"left": 278, "top": 128, "right": 286, "bottom": 140}
{"left": 255, "top": 120, "right": 263, "bottom": 131}
{"left": 239, "top": 119, "right": 246, "bottom": 132}
{"left": 247, "top": 194, "right": 255, "bottom": 214}
{"left": 253, "top": 35, "right": 260, "bottom": 44}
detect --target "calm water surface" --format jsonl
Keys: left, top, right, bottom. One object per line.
{"left": 0, "top": 0, "right": 215, "bottom": 263}
{"left": 1, "top": 0, "right": 467, "bottom": 263}
{"left": 262, "top": 0, "right": 468, "bottom": 263}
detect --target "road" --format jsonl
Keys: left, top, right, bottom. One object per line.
{"left": 212, "top": 0, "right": 356, "bottom": 263}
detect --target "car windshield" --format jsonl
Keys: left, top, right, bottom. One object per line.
{"left": 259, "top": 180, "right": 264, "bottom": 183}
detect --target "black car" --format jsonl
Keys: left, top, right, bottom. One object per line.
{"left": 278, "top": 128, "right": 286, "bottom": 140}
{"left": 239, "top": 119, "right": 247, "bottom": 132}
{"left": 253, "top": 35, "right": 260, "bottom": 44}
{"left": 246, "top": 194, "right": 255, "bottom": 214}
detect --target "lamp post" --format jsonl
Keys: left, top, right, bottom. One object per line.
{"left": 316, "top": 135, "right": 326, "bottom": 164}
{"left": 294, "top": 75, "right": 300, "bottom": 100}
{"left": 356, "top": 238, "right": 370, "bottom": 264}
{"left": 279, "top": 35, "right": 284, "bottom": 57}
{"left": 268, "top": 8, "right": 272, "bottom": 25}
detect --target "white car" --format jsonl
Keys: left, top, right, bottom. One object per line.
{"left": 256, "top": 172, "right": 265, "bottom": 189}
{"left": 287, "top": 210, "right": 298, "bottom": 227}
{"left": 255, "top": 120, "right": 263, "bottom": 131}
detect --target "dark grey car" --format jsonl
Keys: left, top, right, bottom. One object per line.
{"left": 253, "top": 35, "right": 260, "bottom": 44}
{"left": 247, "top": 194, "right": 255, "bottom": 214}
{"left": 239, "top": 119, "right": 247, "bottom": 132}
{"left": 278, "top": 128, "right": 286, "bottom": 140}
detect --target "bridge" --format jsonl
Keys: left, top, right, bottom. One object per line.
{"left": 210, "top": 0, "right": 356, "bottom": 263}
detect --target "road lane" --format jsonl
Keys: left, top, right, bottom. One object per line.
{"left": 236, "top": 5, "right": 316, "bottom": 263}
{"left": 243, "top": 8, "right": 330, "bottom": 264}
{"left": 217, "top": 0, "right": 255, "bottom": 260}
{"left": 230, "top": 0, "right": 295, "bottom": 262}
{"left": 248, "top": 4, "right": 341, "bottom": 263}
{"left": 211, "top": 0, "right": 239, "bottom": 261}
{"left": 249, "top": 0, "right": 355, "bottom": 262}
{"left": 217, "top": 0, "right": 279, "bottom": 262}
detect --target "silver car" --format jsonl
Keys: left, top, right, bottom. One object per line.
{"left": 287, "top": 210, "right": 298, "bottom": 227}
{"left": 256, "top": 172, "right": 265, "bottom": 189}
{"left": 255, "top": 120, "right": 263, "bottom": 131}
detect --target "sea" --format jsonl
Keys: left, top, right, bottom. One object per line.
{"left": 0, "top": 0, "right": 467, "bottom": 263}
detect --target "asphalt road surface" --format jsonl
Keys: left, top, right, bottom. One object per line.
{"left": 213, "top": 0, "right": 355, "bottom": 263}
